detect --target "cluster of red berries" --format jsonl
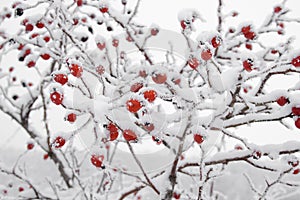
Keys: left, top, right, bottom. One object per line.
{"left": 241, "top": 25, "right": 256, "bottom": 40}
{"left": 50, "top": 63, "right": 84, "bottom": 105}
{"left": 15, "top": 15, "right": 52, "bottom": 67}
{"left": 126, "top": 88, "right": 157, "bottom": 113}
{"left": 188, "top": 36, "right": 222, "bottom": 70}
{"left": 105, "top": 122, "right": 138, "bottom": 142}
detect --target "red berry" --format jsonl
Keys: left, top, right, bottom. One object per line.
{"left": 27, "top": 143, "right": 34, "bottom": 150}
{"left": 97, "top": 42, "right": 106, "bottom": 50}
{"left": 77, "top": 0, "right": 83, "bottom": 6}
{"left": 27, "top": 60, "right": 36, "bottom": 68}
{"left": 12, "top": 2, "right": 21, "bottom": 9}
{"left": 81, "top": 17, "right": 87, "bottom": 23}
{"left": 276, "top": 96, "right": 288, "bottom": 106}
{"left": 201, "top": 49, "right": 212, "bottom": 61}
{"left": 126, "top": 35, "right": 133, "bottom": 42}
{"left": 244, "top": 31, "right": 256, "bottom": 40}
{"left": 274, "top": 6, "right": 282, "bottom": 13}
{"left": 25, "top": 24, "right": 34, "bottom": 32}
{"left": 126, "top": 99, "right": 142, "bottom": 113}
{"left": 245, "top": 43, "right": 252, "bottom": 50}
{"left": 152, "top": 136, "right": 161, "bottom": 144}
{"left": 253, "top": 151, "right": 262, "bottom": 159}
{"left": 69, "top": 64, "right": 83, "bottom": 78}
{"left": 112, "top": 39, "right": 119, "bottom": 47}
{"left": 152, "top": 73, "right": 167, "bottom": 84}
{"left": 18, "top": 44, "right": 25, "bottom": 50}
{"left": 173, "top": 78, "right": 181, "bottom": 85}
{"left": 194, "top": 134, "right": 204, "bottom": 144}
{"left": 211, "top": 36, "right": 222, "bottom": 48}
{"left": 107, "top": 123, "right": 118, "bottom": 133}
{"left": 130, "top": 82, "right": 143, "bottom": 93}
{"left": 180, "top": 20, "right": 186, "bottom": 29}
{"left": 53, "top": 136, "right": 66, "bottom": 148}
{"left": 18, "top": 187, "right": 24, "bottom": 192}
{"left": 43, "top": 36, "right": 50, "bottom": 42}
{"left": 91, "top": 154, "right": 104, "bottom": 168}
{"left": 143, "top": 90, "right": 157, "bottom": 102}
{"left": 109, "top": 131, "right": 118, "bottom": 141}
{"left": 22, "top": 18, "right": 28, "bottom": 26}
{"left": 139, "top": 70, "right": 147, "bottom": 78}
{"left": 278, "top": 23, "right": 284, "bottom": 28}
{"left": 292, "top": 107, "right": 300, "bottom": 115}
{"left": 50, "top": 91, "right": 63, "bottom": 105}
{"left": 243, "top": 59, "right": 253, "bottom": 72}
{"left": 234, "top": 145, "right": 243, "bottom": 150}
{"left": 24, "top": 48, "right": 31, "bottom": 56}
{"left": 90, "top": 13, "right": 96, "bottom": 19}
{"left": 271, "top": 49, "right": 278, "bottom": 54}
{"left": 229, "top": 28, "right": 235, "bottom": 33}
{"left": 67, "top": 113, "right": 76, "bottom": 123}
{"left": 3, "top": 189, "right": 7, "bottom": 195}
{"left": 100, "top": 6, "right": 108, "bottom": 13}
{"left": 241, "top": 25, "right": 251, "bottom": 34}
{"left": 54, "top": 74, "right": 68, "bottom": 85}
{"left": 293, "top": 168, "right": 300, "bottom": 175}
{"left": 41, "top": 53, "right": 50, "bottom": 60}
{"left": 93, "top": 66, "right": 104, "bottom": 76}
{"left": 9, "top": 67, "right": 14, "bottom": 72}
{"left": 109, "top": 132, "right": 119, "bottom": 141}
{"left": 31, "top": 33, "right": 39, "bottom": 39}
{"left": 232, "top": 12, "right": 238, "bottom": 17}
{"left": 288, "top": 160, "right": 299, "bottom": 167}
{"left": 188, "top": 57, "right": 200, "bottom": 69}
{"left": 291, "top": 56, "right": 300, "bottom": 67}
{"left": 173, "top": 192, "right": 181, "bottom": 199}
{"left": 144, "top": 123, "right": 155, "bottom": 132}
{"left": 243, "top": 86, "right": 252, "bottom": 93}
{"left": 151, "top": 28, "right": 159, "bottom": 36}
{"left": 123, "top": 129, "right": 137, "bottom": 141}
{"left": 73, "top": 18, "right": 79, "bottom": 25}
{"left": 43, "top": 154, "right": 49, "bottom": 160}
{"left": 295, "top": 118, "right": 300, "bottom": 129}
{"left": 36, "top": 22, "right": 44, "bottom": 29}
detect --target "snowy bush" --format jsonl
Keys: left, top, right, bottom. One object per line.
{"left": 0, "top": 0, "right": 300, "bottom": 199}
